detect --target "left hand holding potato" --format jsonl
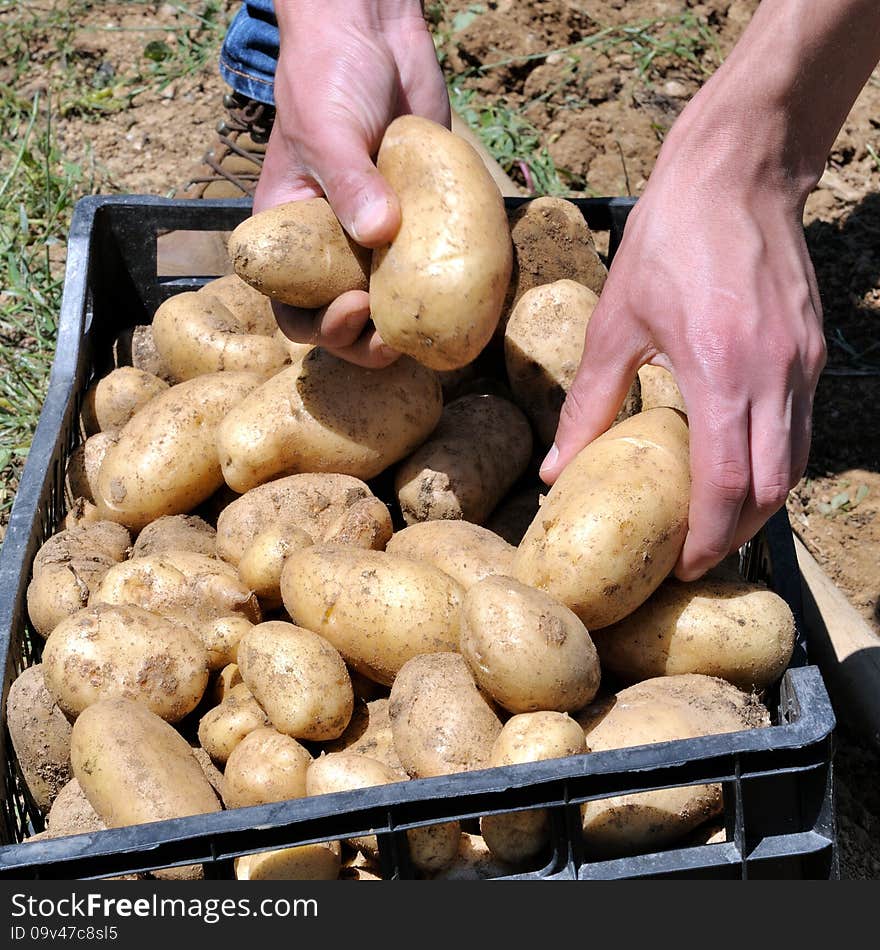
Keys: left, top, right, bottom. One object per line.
{"left": 255, "top": 0, "right": 450, "bottom": 367}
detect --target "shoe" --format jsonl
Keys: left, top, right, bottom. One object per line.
{"left": 176, "top": 91, "right": 275, "bottom": 199}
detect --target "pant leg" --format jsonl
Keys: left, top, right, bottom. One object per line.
{"left": 220, "top": 1, "right": 280, "bottom": 106}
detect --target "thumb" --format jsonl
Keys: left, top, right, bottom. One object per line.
{"left": 540, "top": 304, "right": 648, "bottom": 484}
{"left": 301, "top": 119, "right": 401, "bottom": 249}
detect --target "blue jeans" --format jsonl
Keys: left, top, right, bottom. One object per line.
{"left": 220, "top": 2, "right": 280, "bottom": 106}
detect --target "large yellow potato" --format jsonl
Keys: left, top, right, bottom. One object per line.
{"left": 81, "top": 366, "right": 169, "bottom": 434}
{"left": 513, "top": 407, "right": 690, "bottom": 629}
{"left": 504, "top": 279, "right": 640, "bottom": 447}
{"left": 460, "top": 575, "right": 600, "bottom": 714}
{"left": 237, "top": 621, "right": 354, "bottom": 741}
{"left": 222, "top": 726, "right": 313, "bottom": 809}
{"left": 151, "top": 291, "right": 289, "bottom": 382}
{"left": 591, "top": 577, "right": 796, "bottom": 690}
{"left": 130, "top": 514, "right": 217, "bottom": 559}
{"left": 217, "top": 348, "right": 443, "bottom": 493}
{"left": 228, "top": 197, "right": 371, "bottom": 308}
{"left": 370, "top": 115, "right": 513, "bottom": 370}
{"left": 389, "top": 652, "right": 504, "bottom": 779}
{"left": 214, "top": 472, "right": 377, "bottom": 568}
{"left": 578, "top": 674, "right": 770, "bottom": 856}
{"left": 71, "top": 698, "right": 222, "bottom": 828}
{"left": 394, "top": 393, "right": 533, "bottom": 525}
{"left": 280, "top": 545, "right": 464, "bottom": 687}
{"left": 385, "top": 520, "right": 515, "bottom": 590}
{"left": 6, "top": 664, "right": 72, "bottom": 812}
{"left": 42, "top": 603, "right": 210, "bottom": 722}
{"left": 94, "top": 371, "right": 263, "bottom": 530}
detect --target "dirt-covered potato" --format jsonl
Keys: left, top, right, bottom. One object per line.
{"left": 578, "top": 674, "right": 770, "bottom": 856}
{"left": 42, "top": 603, "right": 210, "bottom": 722}
{"left": 62, "top": 499, "right": 102, "bottom": 531}
{"left": 322, "top": 697, "right": 406, "bottom": 777}
{"left": 637, "top": 364, "right": 686, "bottom": 412}
{"left": 94, "top": 371, "right": 263, "bottom": 530}
{"left": 238, "top": 621, "right": 354, "bottom": 741}
{"left": 210, "top": 662, "right": 243, "bottom": 705}
{"left": 385, "top": 520, "right": 515, "bottom": 590}
{"left": 90, "top": 549, "right": 261, "bottom": 634}
{"left": 151, "top": 291, "right": 289, "bottom": 382}
{"left": 237, "top": 525, "right": 313, "bottom": 610}
{"left": 394, "top": 393, "right": 533, "bottom": 525}
{"left": 228, "top": 197, "right": 371, "bottom": 309}
{"left": 71, "top": 697, "right": 222, "bottom": 828}
{"left": 389, "top": 652, "right": 504, "bottom": 779}
{"left": 323, "top": 496, "right": 394, "bottom": 551}
{"left": 81, "top": 367, "right": 169, "bottom": 434}
{"left": 513, "top": 407, "right": 691, "bottom": 629}
{"left": 504, "top": 279, "right": 641, "bottom": 447}
{"left": 45, "top": 778, "right": 105, "bottom": 838}
{"left": 197, "top": 273, "right": 277, "bottom": 335}
{"left": 501, "top": 196, "right": 608, "bottom": 337}
{"left": 113, "top": 323, "right": 173, "bottom": 382}
{"left": 65, "top": 431, "right": 120, "bottom": 505}
{"left": 370, "top": 115, "right": 513, "bottom": 370}
{"left": 460, "top": 575, "right": 601, "bottom": 714}
{"left": 480, "top": 711, "right": 587, "bottom": 865}
{"left": 197, "top": 683, "right": 270, "bottom": 766}
{"left": 591, "top": 577, "right": 797, "bottom": 690}
{"left": 222, "top": 726, "right": 313, "bottom": 809}
{"left": 6, "top": 664, "right": 73, "bottom": 812}
{"left": 235, "top": 843, "right": 342, "bottom": 881}
{"left": 198, "top": 615, "right": 254, "bottom": 671}
{"left": 26, "top": 520, "right": 131, "bottom": 639}
{"left": 214, "top": 472, "right": 377, "bottom": 568}
{"left": 130, "top": 513, "right": 217, "bottom": 559}
{"left": 217, "top": 348, "right": 443, "bottom": 493}
{"left": 427, "top": 831, "right": 516, "bottom": 880}
{"left": 280, "top": 545, "right": 464, "bottom": 687}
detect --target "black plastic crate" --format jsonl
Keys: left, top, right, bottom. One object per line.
{"left": 0, "top": 195, "right": 837, "bottom": 880}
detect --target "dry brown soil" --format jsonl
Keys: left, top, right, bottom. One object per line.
{"left": 7, "top": 0, "right": 880, "bottom": 878}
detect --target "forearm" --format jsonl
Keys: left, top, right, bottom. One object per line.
{"left": 665, "top": 0, "right": 880, "bottom": 200}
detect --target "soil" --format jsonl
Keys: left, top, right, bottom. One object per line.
{"left": 6, "top": 0, "right": 879, "bottom": 879}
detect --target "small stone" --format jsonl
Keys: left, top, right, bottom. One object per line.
{"left": 663, "top": 80, "right": 689, "bottom": 99}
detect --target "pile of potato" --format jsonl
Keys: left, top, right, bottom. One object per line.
{"left": 7, "top": 116, "right": 796, "bottom": 881}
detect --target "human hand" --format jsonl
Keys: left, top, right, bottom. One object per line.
{"left": 254, "top": 0, "right": 450, "bottom": 367}
{"left": 538, "top": 100, "right": 827, "bottom": 582}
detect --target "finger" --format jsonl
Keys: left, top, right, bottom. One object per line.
{"left": 272, "top": 300, "right": 320, "bottom": 345}
{"left": 674, "top": 393, "right": 751, "bottom": 581}
{"left": 325, "top": 326, "right": 401, "bottom": 370}
{"left": 312, "top": 291, "right": 372, "bottom": 350}
{"left": 540, "top": 302, "right": 648, "bottom": 484}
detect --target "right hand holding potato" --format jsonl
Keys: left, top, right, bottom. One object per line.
{"left": 255, "top": 0, "right": 450, "bottom": 367}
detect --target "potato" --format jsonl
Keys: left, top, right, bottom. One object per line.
{"left": 638, "top": 364, "right": 686, "bottom": 412}
{"left": 229, "top": 197, "right": 370, "bottom": 308}
{"left": 484, "top": 482, "right": 545, "bottom": 546}
{"left": 323, "top": 496, "right": 393, "bottom": 551}
{"left": 273, "top": 328, "right": 314, "bottom": 366}
{"left": 130, "top": 513, "right": 217, "bottom": 559}
{"left": 237, "top": 525, "right": 313, "bottom": 610}
{"left": 66, "top": 430, "right": 119, "bottom": 503}
{"left": 90, "top": 551, "right": 261, "bottom": 635}
{"left": 94, "top": 371, "right": 263, "bottom": 530}
{"left": 199, "top": 615, "right": 254, "bottom": 671}
{"left": 215, "top": 472, "right": 377, "bottom": 568}
{"left": 45, "top": 778, "right": 105, "bottom": 838}
{"left": 210, "top": 662, "right": 243, "bottom": 705}
{"left": 151, "top": 291, "right": 289, "bottom": 382}
{"left": 62, "top": 499, "right": 102, "bottom": 531}
{"left": 190, "top": 744, "right": 226, "bottom": 799}
{"left": 323, "top": 697, "right": 406, "bottom": 777}
{"left": 504, "top": 279, "right": 641, "bottom": 447}
{"left": 280, "top": 545, "right": 463, "bottom": 687}
{"left": 591, "top": 577, "right": 796, "bottom": 690}
{"left": 6, "top": 664, "right": 73, "bottom": 812}
{"left": 370, "top": 115, "right": 513, "bottom": 370}
{"left": 480, "top": 711, "right": 587, "bottom": 865}
{"left": 197, "top": 273, "right": 277, "bottom": 335}
{"left": 81, "top": 367, "right": 169, "bottom": 434}
{"left": 71, "top": 698, "right": 222, "bottom": 828}
{"left": 578, "top": 674, "right": 770, "bottom": 856}
{"left": 237, "top": 621, "right": 354, "bottom": 741}
{"left": 513, "top": 407, "right": 690, "bottom": 629}
{"left": 427, "top": 832, "right": 516, "bottom": 880}
{"left": 235, "top": 843, "right": 342, "bottom": 881}
{"left": 385, "top": 520, "right": 515, "bottom": 590}
{"left": 389, "top": 652, "right": 503, "bottom": 779}
{"left": 198, "top": 682, "right": 270, "bottom": 766}
{"left": 222, "top": 726, "right": 312, "bottom": 809}
{"left": 217, "top": 348, "right": 442, "bottom": 493}
{"left": 460, "top": 576, "right": 600, "bottom": 714}
{"left": 26, "top": 520, "right": 131, "bottom": 638}
{"left": 42, "top": 603, "right": 210, "bottom": 722}
{"left": 113, "top": 324, "right": 173, "bottom": 382}
{"left": 394, "top": 394, "right": 533, "bottom": 525}
{"left": 501, "top": 196, "right": 607, "bottom": 337}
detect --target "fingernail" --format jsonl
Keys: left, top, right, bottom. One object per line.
{"left": 539, "top": 443, "right": 559, "bottom": 477}
{"left": 351, "top": 199, "right": 390, "bottom": 244}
